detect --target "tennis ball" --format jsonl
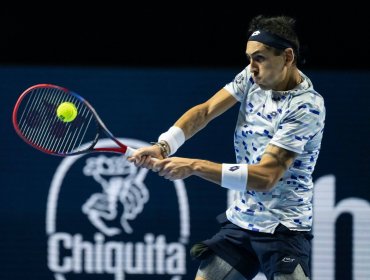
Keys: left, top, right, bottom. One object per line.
{"left": 57, "top": 102, "right": 78, "bottom": 122}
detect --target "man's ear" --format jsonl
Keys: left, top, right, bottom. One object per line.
{"left": 284, "top": 48, "right": 295, "bottom": 66}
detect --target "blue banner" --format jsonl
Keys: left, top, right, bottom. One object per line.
{"left": 1, "top": 66, "right": 369, "bottom": 280}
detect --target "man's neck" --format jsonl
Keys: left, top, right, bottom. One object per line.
{"left": 274, "top": 68, "right": 302, "bottom": 92}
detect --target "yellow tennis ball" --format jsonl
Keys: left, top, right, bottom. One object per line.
{"left": 57, "top": 102, "right": 78, "bottom": 122}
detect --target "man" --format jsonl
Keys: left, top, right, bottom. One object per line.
{"left": 128, "top": 15, "right": 325, "bottom": 280}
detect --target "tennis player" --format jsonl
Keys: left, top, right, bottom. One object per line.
{"left": 129, "top": 14, "right": 325, "bottom": 280}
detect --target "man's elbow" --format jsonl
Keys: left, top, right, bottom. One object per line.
{"left": 253, "top": 176, "right": 280, "bottom": 192}
{"left": 266, "top": 177, "right": 280, "bottom": 191}
{"left": 248, "top": 164, "right": 285, "bottom": 192}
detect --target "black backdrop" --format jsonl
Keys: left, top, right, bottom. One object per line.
{"left": 1, "top": 4, "right": 368, "bottom": 70}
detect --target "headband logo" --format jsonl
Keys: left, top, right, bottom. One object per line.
{"left": 251, "top": 30, "right": 260, "bottom": 36}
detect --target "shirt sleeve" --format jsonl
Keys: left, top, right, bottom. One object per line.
{"left": 270, "top": 100, "right": 326, "bottom": 154}
{"left": 223, "top": 65, "right": 253, "bottom": 102}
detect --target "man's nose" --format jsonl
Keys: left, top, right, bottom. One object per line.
{"left": 249, "top": 60, "right": 258, "bottom": 73}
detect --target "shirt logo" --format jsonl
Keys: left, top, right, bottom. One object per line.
{"left": 270, "top": 111, "right": 278, "bottom": 117}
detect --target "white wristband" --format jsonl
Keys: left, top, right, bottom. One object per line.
{"left": 221, "top": 164, "right": 248, "bottom": 192}
{"left": 158, "top": 126, "right": 185, "bottom": 155}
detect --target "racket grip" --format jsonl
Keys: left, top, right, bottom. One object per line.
{"left": 125, "top": 146, "right": 158, "bottom": 162}
{"left": 125, "top": 146, "right": 137, "bottom": 157}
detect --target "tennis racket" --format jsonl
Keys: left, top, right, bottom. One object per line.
{"left": 12, "top": 83, "right": 138, "bottom": 157}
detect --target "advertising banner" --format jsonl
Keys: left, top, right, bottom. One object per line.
{"left": 1, "top": 66, "right": 369, "bottom": 280}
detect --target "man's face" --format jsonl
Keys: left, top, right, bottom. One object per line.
{"left": 246, "top": 41, "right": 287, "bottom": 90}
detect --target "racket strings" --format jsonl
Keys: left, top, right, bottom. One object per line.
{"left": 22, "top": 88, "right": 58, "bottom": 148}
{"left": 16, "top": 87, "right": 97, "bottom": 154}
{"left": 27, "top": 88, "right": 64, "bottom": 149}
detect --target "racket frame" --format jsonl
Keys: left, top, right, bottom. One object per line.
{"left": 13, "top": 84, "right": 133, "bottom": 157}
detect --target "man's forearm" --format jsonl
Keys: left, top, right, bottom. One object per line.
{"left": 192, "top": 159, "right": 222, "bottom": 185}
{"left": 174, "top": 104, "right": 211, "bottom": 139}
{"left": 191, "top": 159, "right": 284, "bottom": 192}
{"left": 173, "top": 88, "right": 237, "bottom": 140}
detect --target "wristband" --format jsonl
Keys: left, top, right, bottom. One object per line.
{"left": 158, "top": 126, "right": 185, "bottom": 155}
{"left": 221, "top": 164, "right": 248, "bottom": 192}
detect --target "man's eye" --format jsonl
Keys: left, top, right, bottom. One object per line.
{"left": 254, "top": 55, "right": 265, "bottom": 62}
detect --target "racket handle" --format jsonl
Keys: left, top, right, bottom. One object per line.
{"left": 125, "top": 146, "right": 159, "bottom": 162}
{"left": 125, "top": 146, "right": 137, "bottom": 157}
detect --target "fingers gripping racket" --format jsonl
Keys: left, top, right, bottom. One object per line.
{"left": 12, "top": 84, "right": 137, "bottom": 157}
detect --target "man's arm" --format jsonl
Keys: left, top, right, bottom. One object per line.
{"left": 128, "top": 88, "right": 237, "bottom": 166}
{"left": 173, "top": 88, "right": 237, "bottom": 139}
{"left": 154, "top": 144, "right": 297, "bottom": 192}
{"left": 247, "top": 144, "right": 297, "bottom": 191}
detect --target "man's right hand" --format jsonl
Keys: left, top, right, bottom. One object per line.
{"left": 127, "top": 145, "right": 163, "bottom": 169}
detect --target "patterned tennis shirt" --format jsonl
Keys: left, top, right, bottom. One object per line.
{"left": 224, "top": 65, "right": 326, "bottom": 234}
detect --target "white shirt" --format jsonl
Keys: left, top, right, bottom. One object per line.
{"left": 224, "top": 65, "right": 326, "bottom": 233}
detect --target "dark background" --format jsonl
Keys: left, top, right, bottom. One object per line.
{"left": 1, "top": 4, "right": 370, "bottom": 280}
{"left": 1, "top": 4, "right": 368, "bottom": 70}
{"left": 1, "top": 65, "right": 369, "bottom": 280}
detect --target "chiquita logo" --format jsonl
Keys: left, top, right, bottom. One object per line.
{"left": 46, "top": 138, "right": 190, "bottom": 280}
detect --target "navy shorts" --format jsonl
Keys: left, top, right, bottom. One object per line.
{"left": 193, "top": 213, "right": 313, "bottom": 280}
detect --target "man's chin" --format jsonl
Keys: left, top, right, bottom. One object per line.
{"left": 254, "top": 78, "right": 265, "bottom": 88}
{"left": 257, "top": 83, "right": 270, "bottom": 90}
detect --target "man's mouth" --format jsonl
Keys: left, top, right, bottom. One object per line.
{"left": 253, "top": 76, "right": 261, "bottom": 83}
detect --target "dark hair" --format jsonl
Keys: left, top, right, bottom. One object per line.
{"left": 248, "top": 15, "right": 303, "bottom": 64}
